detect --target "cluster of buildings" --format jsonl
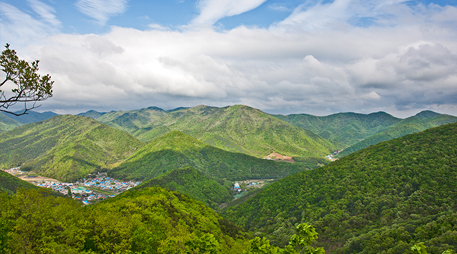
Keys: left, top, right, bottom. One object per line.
{"left": 233, "top": 179, "right": 272, "bottom": 192}
{"left": 3, "top": 167, "right": 23, "bottom": 176}
{"left": 79, "top": 175, "right": 141, "bottom": 192}
{"left": 3, "top": 167, "right": 141, "bottom": 205}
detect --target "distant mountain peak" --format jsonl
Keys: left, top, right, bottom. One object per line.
{"left": 145, "top": 106, "right": 165, "bottom": 111}
{"left": 415, "top": 110, "right": 440, "bottom": 119}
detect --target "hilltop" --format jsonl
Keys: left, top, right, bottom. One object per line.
{"left": 223, "top": 122, "right": 457, "bottom": 253}
{"left": 0, "top": 115, "right": 144, "bottom": 182}
{"left": 109, "top": 130, "right": 312, "bottom": 181}
{"left": 132, "top": 166, "right": 233, "bottom": 210}
{"left": 8, "top": 111, "right": 58, "bottom": 125}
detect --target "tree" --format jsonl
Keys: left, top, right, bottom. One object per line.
{"left": 0, "top": 43, "right": 53, "bottom": 116}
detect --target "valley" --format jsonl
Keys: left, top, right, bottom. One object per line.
{"left": 1, "top": 105, "right": 457, "bottom": 253}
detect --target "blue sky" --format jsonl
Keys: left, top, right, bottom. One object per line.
{"left": 1, "top": 0, "right": 457, "bottom": 117}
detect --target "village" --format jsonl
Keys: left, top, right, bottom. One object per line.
{"left": 3, "top": 167, "right": 141, "bottom": 205}
{"left": 232, "top": 179, "right": 274, "bottom": 198}
{"left": 5, "top": 167, "right": 276, "bottom": 203}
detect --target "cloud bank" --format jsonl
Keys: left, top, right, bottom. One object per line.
{"left": 1, "top": 0, "right": 457, "bottom": 117}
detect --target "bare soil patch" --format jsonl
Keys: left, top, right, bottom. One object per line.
{"left": 19, "top": 175, "right": 60, "bottom": 183}
{"left": 263, "top": 152, "right": 295, "bottom": 163}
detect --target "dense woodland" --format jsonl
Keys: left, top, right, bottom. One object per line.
{"left": 223, "top": 122, "right": 457, "bottom": 253}
{"left": 1, "top": 105, "right": 457, "bottom": 253}
{"left": 131, "top": 166, "right": 233, "bottom": 210}
{"left": 109, "top": 131, "right": 318, "bottom": 182}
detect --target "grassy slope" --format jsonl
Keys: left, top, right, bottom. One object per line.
{"left": 0, "top": 170, "right": 40, "bottom": 194}
{"left": 109, "top": 131, "right": 312, "bottom": 181}
{"left": 100, "top": 105, "right": 335, "bottom": 159}
{"left": 337, "top": 113, "right": 457, "bottom": 157}
{"left": 273, "top": 111, "right": 401, "bottom": 148}
{"left": 132, "top": 166, "right": 233, "bottom": 210}
{"left": 0, "top": 113, "right": 21, "bottom": 133}
{"left": 222, "top": 122, "right": 457, "bottom": 253}
{"left": 0, "top": 115, "right": 144, "bottom": 182}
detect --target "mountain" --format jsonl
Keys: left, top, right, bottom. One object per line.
{"left": 132, "top": 166, "right": 233, "bottom": 210}
{"left": 9, "top": 110, "right": 58, "bottom": 124}
{"left": 0, "top": 113, "right": 21, "bottom": 133}
{"left": 97, "top": 105, "right": 335, "bottom": 160}
{"left": 222, "top": 122, "right": 457, "bottom": 253}
{"left": 337, "top": 112, "right": 457, "bottom": 157}
{"left": 0, "top": 115, "right": 145, "bottom": 182}
{"left": 0, "top": 170, "right": 40, "bottom": 194}
{"left": 77, "top": 110, "right": 106, "bottom": 119}
{"left": 273, "top": 111, "right": 401, "bottom": 148}
{"left": 109, "top": 131, "right": 314, "bottom": 181}
{"left": 96, "top": 106, "right": 168, "bottom": 134}
{"left": 414, "top": 110, "right": 441, "bottom": 119}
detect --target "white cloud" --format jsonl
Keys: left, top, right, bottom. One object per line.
{"left": 268, "top": 4, "right": 290, "bottom": 12}
{"left": 0, "top": 2, "right": 60, "bottom": 48}
{"left": 75, "top": 0, "right": 128, "bottom": 25}
{"left": 26, "top": 0, "right": 60, "bottom": 27}
{"left": 191, "top": 0, "right": 267, "bottom": 26}
{"left": 3, "top": 0, "right": 457, "bottom": 117}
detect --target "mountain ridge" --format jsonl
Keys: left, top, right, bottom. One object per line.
{"left": 0, "top": 115, "right": 145, "bottom": 182}
{"left": 109, "top": 130, "right": 314, "bottom": 181}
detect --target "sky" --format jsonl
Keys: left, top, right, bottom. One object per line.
{"left": 1, "top": 0, "right": 457, "bottom": 117}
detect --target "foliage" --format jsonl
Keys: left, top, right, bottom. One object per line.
{"left": 223, "top": 122, "right": 457, "bottom": 253}
{"left": 7, "top": 110, "right": 57, "bottom": 124}
{"left": 0, "top": 187, "right": 252, "bottom": 253}
{"left": 0, "top": 112, "right": 20, "bottom": 133}
{"left": 132, "top": 166, "right": 233, "bottom": 210}
{"left": 0, "top": 170, "right": 40, "bottom": 194}
{"left": 338, "top": 114, "right": 457, "bottom": 157}
{"left": 95, "top": 105, "right": 335, "bottom": 159}
{"left": 109, "top": 131, "right": 312, "bottom": 182}
{"left": 0, "top": 44, "right": 53, "bottom": 116}
{"left": 0, "top": 115, "right": 144, "bottom": 182}
{"left": 244, "top": 223, "right": 325, "bottom": 254}
{"left": 273, "top": 111, "right": 401, "bottom": 148}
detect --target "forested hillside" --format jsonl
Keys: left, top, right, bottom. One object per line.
{"left": 0, "top": 113, "right": 21, "bottom": 133}
{"left": 94, "top": 106, "right": 168, "bottom": 133}
{"left": 95, "top": 105, "right": 335, "bottom": 160}
{"left": 338, "top": 113, "right": 457, "bottom": 157}
{"left": 0, "top": 187, "right": 252, "bottom": 253}
{"left": 0, "top": 170, "right": 40, "bottom": 194}
{"left": 223, "top": 122, "right": 457, "bottom": 253}
{"left": 8, "top": 111, "right": 58, "bottom": 125}
{"left": 0, "top": 115, "right": 144, "bottom": 182}
{"left": 132, "top": 166, "right": 233, "bottom": 210}
{"left": 109, "top": 131, "right": 314, "bottom": 181}
{"left": 273, "top": 111, "right": 401, "bottom": 148}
